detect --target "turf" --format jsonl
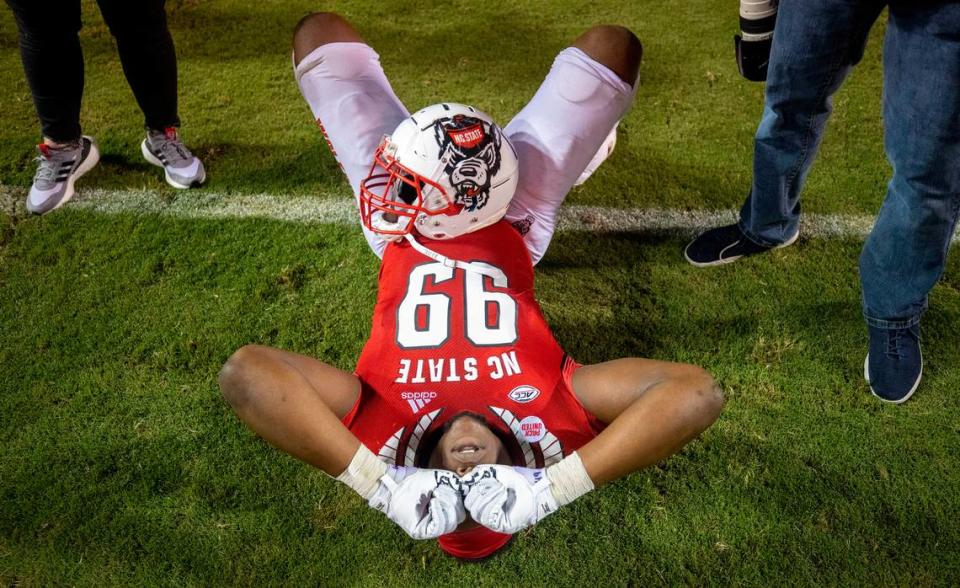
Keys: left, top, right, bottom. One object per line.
{"left": 2, "top": 1, "right": 959, "bottom": 585}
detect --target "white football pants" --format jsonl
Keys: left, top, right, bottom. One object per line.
{"left": 294, "top": 42, "right": 635, "bottom": 263}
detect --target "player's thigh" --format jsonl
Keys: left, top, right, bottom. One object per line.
{"left": 503, "top": 46, "right": 635, "bottom": 263}
{"left": 293, "top": 36, "right": 408, "bottom": 196}
{"left": 293, "top": 26, "right": 408, "bottom": 257}
{"left": 572, "top": 357, "right": 713, "bottom": 424}
{"left": 224, "top": 344, "right": 360, "bottom": 419}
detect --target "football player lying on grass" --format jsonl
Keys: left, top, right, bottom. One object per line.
{"left": 218, "top": 12, "right": 724, "bottom": 560}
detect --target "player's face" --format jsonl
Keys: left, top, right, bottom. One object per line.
{"left": 434, "top": 414, "right": 511, "bottom": 476}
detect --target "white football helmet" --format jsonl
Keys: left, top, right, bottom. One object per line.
{"left": 359, "top": 103, "right": 519, "bottom": 241}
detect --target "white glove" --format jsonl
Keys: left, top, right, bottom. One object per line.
{"left": 367, "top": 467, "right": 466, "bottom": 539}
{"left": 460, "top": 465, "right": 559, "bottom": 534}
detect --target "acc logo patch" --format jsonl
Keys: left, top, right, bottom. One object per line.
{"left": 519, "top": 416, "right": 546, "bottom": 443}
{"left": 508, "top": 385, "right": 540, "bottom": 404}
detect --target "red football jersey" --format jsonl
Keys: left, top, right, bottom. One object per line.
{"left": 345, "top": 220, "right": 604, "bottom": 468}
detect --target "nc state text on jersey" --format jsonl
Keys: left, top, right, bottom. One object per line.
{"left": 394, "top": 351, "right": 522, "bottom": 384}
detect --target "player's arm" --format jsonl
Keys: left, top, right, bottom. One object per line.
{"left": 462, "top": 359, "right": 723, "bottom": 533}
{"left": 219, "top": 344, "right": 362, "bottom": 473}
{"left": 572, "top": 358, "right": 724, "bottom": 485}
{"left": 218, "top": 344, "right": 465, "bottom": 539}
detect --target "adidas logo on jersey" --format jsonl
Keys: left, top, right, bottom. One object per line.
{"left": 401, "top": 391, "right": 438, "bottom": 413}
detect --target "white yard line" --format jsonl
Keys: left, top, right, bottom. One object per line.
{"left": 15, "top": 186, "right": 886, "bottom": 239}
{"left": 68, "top": 188, "right": 359, "bottom": 225}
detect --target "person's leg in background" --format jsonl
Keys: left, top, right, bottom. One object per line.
{"left": 684, "top": 0, "right": 886, "bottom": 266}
{"left": 860, "top": 1, "right": 960, "bottom": 403}
{"left": 7, "top": 0, "right": 100, "bottom": 214}
{"left": 97, "top": 0, "right": 206, "bottom": 189}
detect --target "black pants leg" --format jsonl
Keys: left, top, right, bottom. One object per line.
{"left": 6, "top": 0, "right": 180, "bottom": 141}
{"left": 97, "top": 0, "right": 180, "bottom": 130}
{"left": 7, "top": 0, "right": 85, "bottom": 142}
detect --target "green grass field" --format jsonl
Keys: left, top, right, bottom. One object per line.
{"left": 2, "top": 1, "right": 960, "bottom": 585}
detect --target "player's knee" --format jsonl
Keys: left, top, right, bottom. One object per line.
{"left": 686, "top": 367, "right": 725, "bottom": 426}
{"left": 292, "top": 12, "right": 363, "bottom": 64}
{"left": 218, "top": 344, "right": 262, "bottom": 409}
{"left": 671, "top": 365, "right": 723, "bottom": 431}
{"left": 293, "top": 11, "right": 348, "bottom": 39}
{"left": 572, "top": 25, "right": 643, "bottom": 86}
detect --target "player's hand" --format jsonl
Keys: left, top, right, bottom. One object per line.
{"left": 460, "top": 465, "right": 559, "bottom": 534}
{"left": 367, "top": 467, "right": 466, "bottom": 539}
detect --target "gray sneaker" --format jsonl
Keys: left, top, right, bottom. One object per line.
{"left": 141, "top": 127, "right": 206, "bottom": 189}
{"left": 27, "top": 136, "right": 100, "bottom": 215}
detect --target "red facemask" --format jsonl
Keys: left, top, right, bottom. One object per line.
{"left": 358, "top": 138, "right": 460, "bottom": 237}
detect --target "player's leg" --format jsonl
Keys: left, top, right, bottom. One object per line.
{"left": 8, "top": 0, "right": 101, "bottom": 214}
{"left": 685, "top": 0, "right": 886, "bottom": 266}
{"left": 219, "top": 344, "right": 362, "bottom": 474}
{"left": 859, "top": 2, "right": 960, "bottom": 403}
{"left": 504, "top": 25, "right": 640, "bottom": 264}
{"left": 569, "top": 25, "right": 641, "bottom": 186}
{"left": 293, "top": 12, "right": 410, "bottom": 258}
{"left": 571, "top": 358, "right": 724, "bottom": 486}
{"left": 573, "top": 25, "right": 642, "bottom": 87}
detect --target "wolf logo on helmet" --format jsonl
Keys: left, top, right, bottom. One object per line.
{"left": 431, "top": 114, "right": 503, "bottom": 213}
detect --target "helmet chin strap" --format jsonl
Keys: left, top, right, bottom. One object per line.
{"left": 403, "top": 233, "right": 500, "bottom": 278}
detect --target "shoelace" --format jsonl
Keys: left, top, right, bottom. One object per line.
{"left": 153, "top": 130, "right": 193, "bottom": 165}
{"left": 33, "top": 155, "right": 59, "bottom": 183}
{"left": 33, "top": 144, "right": 72, "bottom": 184}
{"left": 885, "top": 329, "right": 903, "bottom": 359}
{"left": 33, "top": 142, "right": 81, "bottom": 184}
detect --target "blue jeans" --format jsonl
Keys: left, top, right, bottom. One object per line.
{"left": 738, "top": 0, "right": 960, "bottom": 328}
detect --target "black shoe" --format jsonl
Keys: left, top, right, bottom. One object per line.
{"left": 864, "top": 323, "right": 922, "bottom": 404}
{"left": 684, "top": 223, "right": 798, "bottom": 267}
